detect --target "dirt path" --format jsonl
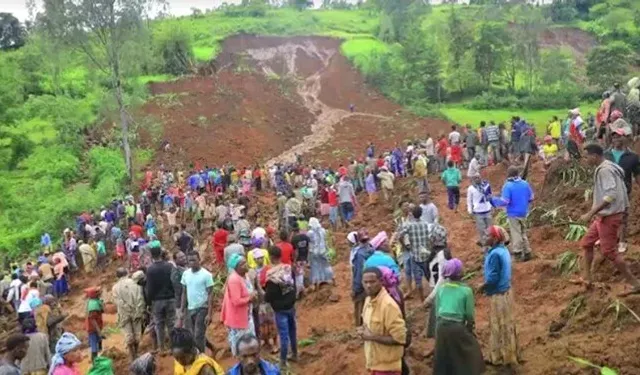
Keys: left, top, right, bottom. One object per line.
{"left": 242, "top": 41, "right": 392, "bottom": 166}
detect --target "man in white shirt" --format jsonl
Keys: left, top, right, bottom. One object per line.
{"left": 467, "top": 175, "right": 493, "bottom": 246}
{"left": 467, "top": 154, "right": 481, "bottom": 179}
{"left": 425, "top": 134, "right": 435, "bottom": 174}
{"left": 448, "top": 125, "right": 461, "bottom": 144}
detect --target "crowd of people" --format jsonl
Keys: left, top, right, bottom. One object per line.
{"left": 1, "top": 78, "right": 640, "bottom": 375}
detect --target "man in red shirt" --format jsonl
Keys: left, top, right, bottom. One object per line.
{"left": 212, "top": 225, "right": 229, "bottom": 266}
{"left": 436, "top": 135, "right": 449, "bottom": 172}
{"left": 276, "top": 231, "right": 295, "bottom": 265}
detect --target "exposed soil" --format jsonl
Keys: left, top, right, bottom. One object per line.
{"left": 538, "top": 27, "right": 597, "bottom": 67}
{"left": 65, "top": 34, "right": 640, "bottom": 375}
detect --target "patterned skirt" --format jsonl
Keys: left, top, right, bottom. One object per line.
{"left": 488, "top": 289, "right": 519, "bottom": 366}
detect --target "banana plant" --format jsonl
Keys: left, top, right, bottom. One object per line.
{"left": 568, "top": 356, "right": 618, "bottom": 375}
{"left": 565, "top": 224, "right": 587, "bottom": 242}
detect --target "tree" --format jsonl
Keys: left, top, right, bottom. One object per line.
{"left": 546, "top": 0, "right": 578, "bottom": 22}
{"left": 155, "top": 26, "right": 195, "bottom": 75}
{"left": 586, "top": 41, "right": 631, "bottom": 89}
{"left": 0, "top": 13, "right": 26, "bottom": 50}
{"left": 446, "top": 6, "right": 474, "bottom": 92}
{"left": 374, "top": 0, "right": 429, "bottom": 43}
{"left": 401, "top": 27, "right": 443, "bottom": 102}
{"left": 474, "top": 21, "right": 508, "bottom": 87}
{"left": 39, "top": 0, "right": 166, "bottom": 182}
{"left": 509, "top": 6, "right": 545, "bottom": 92}
{"left": 289, "top": 0, "right": 312, "bottom": 10}
{"left": 539, "top": 47, "right": 573, "bottom": 86}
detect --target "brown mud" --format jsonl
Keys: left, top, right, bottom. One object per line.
{"left": 66, "top": 35, "right": 640, "bottom": 375}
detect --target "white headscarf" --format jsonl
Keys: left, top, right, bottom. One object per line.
{"left": 309, "top": 217, "right": 321, "bottom": 230}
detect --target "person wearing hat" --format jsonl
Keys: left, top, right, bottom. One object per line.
{"left": 351, "top": 229, "right": 374, "bottom": 327}
{"left": 481, "top": 225, "right": 518, "bottom": 368}
{"left": 432, "top": 259, "right": 484, "bottom": 375}
{"left": 112, "top": 267, "right": 146, "bottom": 360}
{"left": 604, "top": 121, "right": 640, "bottom": 253}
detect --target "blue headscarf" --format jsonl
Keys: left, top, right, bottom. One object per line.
{"left": 227, "top": 253, "right": 244, "bottom": 271}
{"left": 49, "top": 333, "right": 82, "bottom": 375}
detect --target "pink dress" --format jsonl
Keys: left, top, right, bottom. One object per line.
{"left": 52, "top": 364, "right": 81, "bottom": 375}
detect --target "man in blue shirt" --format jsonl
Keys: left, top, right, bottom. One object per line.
{"left": 228, "top": 334, "right": 281, "bottom": 375}
{"left": 492, "top": 166, "right": 534, "bottom": 262}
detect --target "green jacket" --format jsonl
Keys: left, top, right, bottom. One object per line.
{"left": 441, "top": 168, "right": 461, "bottom": 187}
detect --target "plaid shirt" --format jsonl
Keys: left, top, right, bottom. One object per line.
{"left": 401, "top": 219, "right": 431, "bottom": 262}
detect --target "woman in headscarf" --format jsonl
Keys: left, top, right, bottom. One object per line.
{"left": 432, "top": 258, "right": 484, "bottom": 375}
{"left": 481, "top": 225, "right": 519, "bottom": 370}
{"left": 378, "top": 266, "right": 410, "bottom": 375}
{"left": 49, "top": 333, "right": 83, "bottom": 375}
{"left": 221, "top": 254, "right": 257, "bottom": 356}
{"left": 424, "top": 223, "right": 453, "bottom": 339}
{"left": 144, "top": 215, "right": 156, "bottom": 238}
{"left": 307, "top": 217, "right": 334, "bottom": 291}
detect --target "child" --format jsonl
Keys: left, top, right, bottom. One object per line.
{"left": 85, "top": 287, "right": 104, "bottom": 361}
{"left": 541, "top": 135, "right": 558, "bottom": 167}
{"left": 441, "top": 161, "right": 462, "bottom": 212}
{"left": 252, "top": 249, "right": 278, "bottom": 354}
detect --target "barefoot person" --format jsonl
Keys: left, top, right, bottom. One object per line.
{"left": 581, "top": 144, "right": 640, "bottom": 296}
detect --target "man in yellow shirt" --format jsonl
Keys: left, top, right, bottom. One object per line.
{"left": 541, "top": 136, "right": 559, "bottom": 167}
{"left": 359, "top": 267, "right": 406, "bottom": 374}
{"left": 547, "top": 116, "right": 561, "bottom": 145}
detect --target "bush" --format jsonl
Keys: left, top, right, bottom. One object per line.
{"left": 519, "top": 86, "right": 581, "bottom": 109}
{"left": 465, "top": 92, "right": 520, "bottom": 110}
{"left": 154, "top": 26, "right": 195, "bottom": 76}
{"left": 221, "top": 2, "right": 268, "bottom": 18}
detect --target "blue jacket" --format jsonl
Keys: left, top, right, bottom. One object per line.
{"left": 227, "top": 360, "right": 280, "bottom": 375}
{"left": 492, "top": 178, "right": 533, "bottom": 218}
{"left": 352, "top": 243, "right": 374, "bottom": 295}
{"left": 484, "top": 244, "right": 511, "bottom": 295}
{"left": 364, "top": 251, "right": 400, "bottom": 277}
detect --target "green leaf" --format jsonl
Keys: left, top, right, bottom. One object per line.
{"left": 601, "top": 367, "right": 618, "bottom": 375}
{"left": 568, "top": 356, "right": 599, "bottom": 369}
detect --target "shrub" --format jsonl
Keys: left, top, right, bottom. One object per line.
{"left": 465, "top": 92, "right": 520, "bottom": 110}
{"left": 154, "top": 26, "right": 195, "bottom": 76}
{"left": 221, "top": 2, "right": 268, "bottom": 18}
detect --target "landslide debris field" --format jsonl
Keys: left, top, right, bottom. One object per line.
{"left": 81, "top": 35, "right": 640, "bottom": 374}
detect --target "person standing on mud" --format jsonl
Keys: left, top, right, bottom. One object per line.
{"left": 581, "top": 144, "right": 640, "bottom": 296}
{"left": 112, "top": 267, "right": 146, "bottom": 360}
{"left": 358, "top": 267, "right": 406, "bottom": 375}
{"left": 481, "top": 226, "right": 519, "bottom": 369}
{"left": 351, "top": 230, "right": 374, "bottom": 327}
{"left": 179, "top": 252, "right": 215, "bottom": 354}
{"left": 400, "top": 206, "right": 431, "bottom": 301}
{"left": 467, "top": 175, "right": 493, "bottom": 247}
{"left": 492, "top": 166, "right": 534, "bottom": 262}
{"left": 337, "top": 176, "right": 357, "bottom": 225}
{"left": 604, "top": 127, "right": 639, "bottom": 253}
{"left": 146, "top": 245, "right": 176, "bottom": 354}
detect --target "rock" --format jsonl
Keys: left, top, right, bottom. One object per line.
{"left": 328, "top": 294, "right": 340, "bottom": 303}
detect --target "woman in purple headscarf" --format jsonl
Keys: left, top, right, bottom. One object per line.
{"left": 378, "top": 266, "right": 410, "bottom": 375}
{"left": 432, "top": 258, "right": 484, "bottom": 375}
